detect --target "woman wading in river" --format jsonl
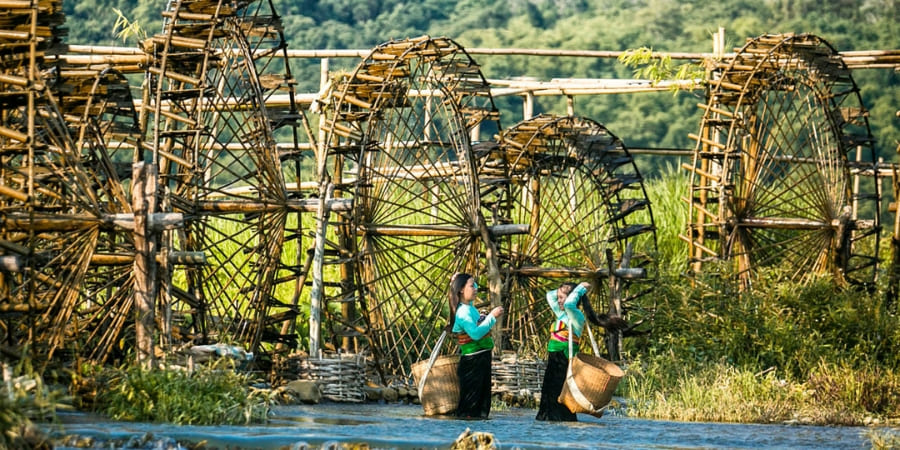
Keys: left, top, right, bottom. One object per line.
{"left": 447, "top": 273, "right": 503, "bottom": 419}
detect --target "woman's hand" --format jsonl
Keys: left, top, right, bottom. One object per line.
{"left": 490, "top": 306, "right": 504, "bottom": 318}
{"left": 579, "top": 281, "right": 591, "bottom": 290}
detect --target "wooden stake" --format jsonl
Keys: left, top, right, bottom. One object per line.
{"left": 132, "top": 162, "right": 158, "bottom": 370}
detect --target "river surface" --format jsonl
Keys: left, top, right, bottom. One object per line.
{"left": 45, "top": 402, "right": 881, "bottom": 449}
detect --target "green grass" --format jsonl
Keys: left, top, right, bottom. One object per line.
{"left": 640, "top": 162, "right": 690, "bottom": 271}
{"left": 83, "top": 360, "right": 271, "bottom": 425}
{"left": 613, "top": 169, "right": 900, "bottom": 426}
{"left": 0, "top": 360, "right": 67, "bottom": 449}
{"left": 867, "top": 428, "right": 900, "bottom": 449}
{"left": 619, "top": 353, "right": 900, "bottom": 426}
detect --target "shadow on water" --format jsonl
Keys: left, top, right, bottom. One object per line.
{"left": 279, "top": 415, "right": 375, "bottom": 427}
{"left": 45, "top": 402, "right": 876, "bottom": 449}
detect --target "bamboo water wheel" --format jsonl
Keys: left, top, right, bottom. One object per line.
{"left": 684, "top": 33, "right": 880, "bottom": 290}
{"left": 315, "top": 36, "right": 504, "bottom": 377}
{"left": 495, "top": 115, "right": 658, "bottom": 361}
{"left": 0, "top": 0, "right": 148, "bottom": 363}
{"left": 143, "top": 0, "right": 309, "bottom": 361}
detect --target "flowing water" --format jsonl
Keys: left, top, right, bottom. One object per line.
{"left": 46, "top": 402, "right": 880, "bottom": 449}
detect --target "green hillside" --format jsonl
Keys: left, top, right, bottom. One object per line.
{"left": 62, "top": 0, "right": 899, "bottom": 174}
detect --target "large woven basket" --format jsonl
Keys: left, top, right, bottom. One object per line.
{"left": 558, "top": 353, "right": 624, "bottom": 418}
{"left": 411, "top": 354, "right": 459, "bottom": 416}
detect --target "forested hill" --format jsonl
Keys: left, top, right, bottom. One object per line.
{"left": 64, "top": 0, "right": 899, "bottom": 171}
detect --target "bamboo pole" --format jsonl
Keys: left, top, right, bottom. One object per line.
{"left": 194, "top": 198, "right": 352, "bottom": 213}
{"left": 1, "top": 212, "right": 182, "bottom": 232}
{"left": 606, "top": 248, "right": 622, "bottom": 361}
{"left": 309, "top": 180, "right": 334, "bottom": 358}
{"left": 888, "top": 165, "right": 900, "bottom": 306}
{"left": 357, "top": 223, "right": 528, "bottom": 237}
{"left": 524, "top": 92, "right": 534, "bottom": 120}
{"left": 63, "top": 44, "right": 900, "bottom": 67}
{"left": 132, "top": 162, "right": 157, "bottom": 370}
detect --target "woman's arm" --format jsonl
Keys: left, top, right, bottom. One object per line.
{"left": 456, "top": 304, "right": 496, "bottom": 340}
{"left": 562, "top": 283, "right": 589, "bottom": 310}
{"left": 547, "top": 289, "right": 562, "bottom": 316}
{"left": 562, "top": 283, "right": 589, "bottom": 336}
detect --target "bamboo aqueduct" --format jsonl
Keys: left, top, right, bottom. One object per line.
{"left": 1, "top": 0, "right": 899, "bottom": 384}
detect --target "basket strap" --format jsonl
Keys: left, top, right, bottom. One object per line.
{"left": 565, "top": 323, "right": 608, "bottom": 415}
{"left": 417, "top": 330, "right": 448, "bottom": 395}
{"left": 586, "top": 324, "right": 600, "bottom": 356}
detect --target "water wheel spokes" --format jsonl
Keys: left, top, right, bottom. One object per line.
{"left": 67, "top": 67, "right": 143, "bottom": 363}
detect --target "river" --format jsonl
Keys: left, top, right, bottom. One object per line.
{"left": 45, "top": 402, "right": 880, "bottom": 449}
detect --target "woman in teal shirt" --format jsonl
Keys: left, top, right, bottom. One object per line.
{"left": 447, "top": 273, "right": 503, "bottom": 418}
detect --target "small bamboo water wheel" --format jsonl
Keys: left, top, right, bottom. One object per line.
{"left": 315, "top": 36, "right": 504, "bottom": 378}
{"left": 495, "top": 115, "right": 658, "bottom": 361}
{"left": 683, "top": 33, "right": 880, "bottom": 290}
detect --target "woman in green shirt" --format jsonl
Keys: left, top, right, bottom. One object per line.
{"left": 536, "top": 281, "right": 623, "bottom": 421}
{"left": 447, "top": 272, "right": 504, "bottom": 419}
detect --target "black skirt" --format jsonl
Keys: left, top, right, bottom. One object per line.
{"left": 456, "top": 350, "right": 493, "bottom": 419}
{"left": 535, "top": 350, "right": 577, "bottom": 421}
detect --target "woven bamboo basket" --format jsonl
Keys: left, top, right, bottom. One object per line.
{"left": 411, "top": 354, "right": 459, "bottom": 416}
{"left": 492, "top": 354, "right": 545, "bottom": 393}
{"left": 558, "top": 353, "right": 623, "bottom": 418}
{"left": 299, "top": 354, "right": 367, "bottom": 402}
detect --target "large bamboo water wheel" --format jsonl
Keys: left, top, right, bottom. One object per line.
{"left": 495, "top": 115, "right": 657, "bottom": 361}
{"left": 143, "top": 0, "right": 309, "bottom": 361}
{"left": 315, "top": 36, "right": 504, "bottom": 377}
{"left": 0, "top": 0, "right": 153, "bottom": 364}
{"left": 684, "top": 33, "right": 880, "bottom": 290}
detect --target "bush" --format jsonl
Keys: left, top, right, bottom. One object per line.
{"left": 620, "top": 265, "right": 900, "bottom": 425}
{"left": 0, "top": 359, "right": 65, "bottom": 449}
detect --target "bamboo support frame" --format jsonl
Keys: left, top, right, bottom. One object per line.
{"left": 62, "top": 44, "right": 900, "bottom": 69}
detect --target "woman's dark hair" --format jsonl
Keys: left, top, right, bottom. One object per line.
{"left": 578, "top": 287, "right": 604, "bottom": 327}
{"left": 566, "top": 282, "right": 627, "bottom": 331}
{"left": 559, "top": 282, "right": 577, "bottom": 296}
{"left": 447, "top": 273, "right": 473, "bottom": 331}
